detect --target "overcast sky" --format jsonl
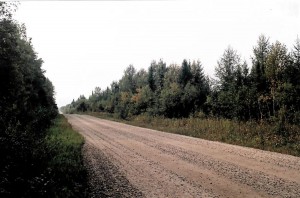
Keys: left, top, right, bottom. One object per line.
{"left": 14, "top": 0, "right": 300, "bottom": 107}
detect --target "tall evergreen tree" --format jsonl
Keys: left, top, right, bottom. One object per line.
{"left": 265, "top": 41, "right": 288, "bottom": 116}
{"left": 148, "top": 63, "right": 155, "bottom": 91}
{"left": 119, "top": 65, "right": 136, "bottom": 93}
{"left": 251, "top": 35, "right": 269, "bottom": 92}
{"left": 250, "top": 35, "right": 271, "bottom": 120}
{"left": 215, "top": 46, "right": 241, "bottom": 91}
{"left": 178, "top": 59, "right": 192, "bottom": 87}
{"left": 212, "top": 47, "right": 244, "bottom": 118}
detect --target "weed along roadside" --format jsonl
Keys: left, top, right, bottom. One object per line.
{"left": 45, "top": 115, "right": 88, "bottom": 197}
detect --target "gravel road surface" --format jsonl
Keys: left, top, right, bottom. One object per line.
{"left": 65, "top": 114, "right": 300, "bottom": 198}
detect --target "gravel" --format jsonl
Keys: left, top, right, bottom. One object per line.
{"left": 66, "top": 114, "right": 300, "bottom": 198}
{"left": 83, "top": 142, "right": 144, "bottom": 198}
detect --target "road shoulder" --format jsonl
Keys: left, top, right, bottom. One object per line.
{"left": 83, "top": 142, "right": 144, "bottom": 198}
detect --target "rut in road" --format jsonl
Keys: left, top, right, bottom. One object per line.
{"left": 66, "top": 114, "right": 300, "bottom": 198}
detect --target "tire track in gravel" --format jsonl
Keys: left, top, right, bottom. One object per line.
{"left": 66, "top": 114, "right": 300, "bottom": 198}
{"left": 81, "top": 116, "right": 300, "bottom": 197}
{"left": 80, "top": 115, "right": 300, "bottom": 174}
{"left": 77, "top": 116, "right": 299, "bottom": 197}
{"left": 70, "top": 115, "right": 217, "bottom": 197}
{"left": 76, "top": 118, "right": 261, "bottom": 197}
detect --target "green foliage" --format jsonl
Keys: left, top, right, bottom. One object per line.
{"left": 215, "top": 46, "right": 241, "bottom": 90}
{"left": 119, "top": 65, "right": 136, "bottom": 93}
{"left": 0, "top": 2, "right": 17, "bottom": 20}
{"left": 160, "top": 82, "right": 183, "bottom": 117}
{"left": 62, "top": 58, "right": 209, "bottom": 118}
{"left": 209, "top": 47, "right": 251, "bottom": 120}
{"left": 148, "top": 64, "right": 155, "bottom": 91}
{"left": 178, "top": 59, "right": 192, "bottom": 87}
{"left": 0, "top": 4, "right": 58, "bottom": 196}
{"left": 45, "top": 115, "right": 87, "bottom": 198}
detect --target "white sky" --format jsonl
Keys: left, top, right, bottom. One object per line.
{"left": 14, "top": 0, "right": 300, "bottom": 107}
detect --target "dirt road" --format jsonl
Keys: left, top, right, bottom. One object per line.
{"left": 65, "top": 114, "right": 300, "bottom": 198}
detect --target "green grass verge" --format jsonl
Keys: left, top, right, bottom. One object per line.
{"left": 44, "top": 114, "right": 88, "bottom": 198}
{"left": 85, "top": 112, "right": 300, "bottom": 157}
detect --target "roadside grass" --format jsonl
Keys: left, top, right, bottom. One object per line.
{"left": 85, "top": 112, "right": 300, "bottom": 157}
{"left": 44, "top": 114, "right": 88, "bottom": 198}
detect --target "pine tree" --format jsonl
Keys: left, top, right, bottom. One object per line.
{"left": 178, "top": 59, "right": 192, "bottom": 87}
{"left": 148, "top": 63, "right": 155, "bottom": 91}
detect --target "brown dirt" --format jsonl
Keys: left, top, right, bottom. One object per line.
{"left": 65, "top": 114, "right": 300, "bottom": 198}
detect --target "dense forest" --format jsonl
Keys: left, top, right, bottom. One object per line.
{"left": 62, "top": 35, "right": 300, "bottom": 132}
{"left": 0, "top": 2, "right": 60, "bottom": 196}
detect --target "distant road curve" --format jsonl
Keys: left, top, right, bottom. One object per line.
{"left": 66, "top": 114, "right": 300, "bottom": 198}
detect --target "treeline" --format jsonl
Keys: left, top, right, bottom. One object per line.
{"left": 62, "top": 59, "right": 210, "bottom": 118}
{"left": 0, "top": 2, "right": 58, "bottom": 196}
{"left": 62, "top": 35, "right": 300, "bottom": 129}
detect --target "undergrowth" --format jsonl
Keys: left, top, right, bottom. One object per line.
{"left": 44, "top": 114, "right": 88, "bottom": 197}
